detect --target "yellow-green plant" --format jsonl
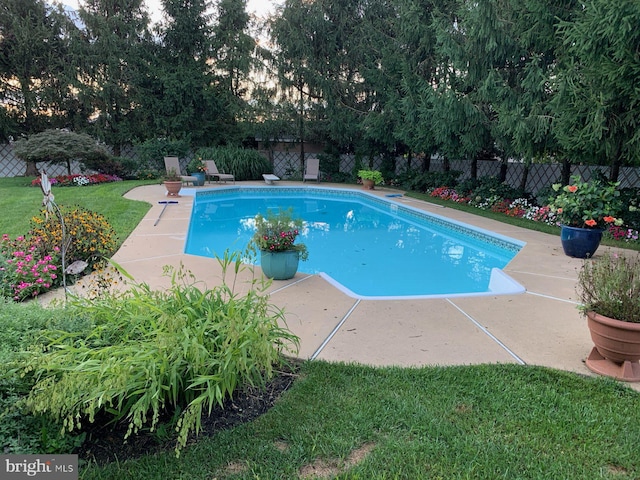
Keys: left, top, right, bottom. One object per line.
{"left": 358, "top": 169, "right": 384, "bottom": 185}
{"left": 21, "top": 252, "right": 299, "bottom": 455}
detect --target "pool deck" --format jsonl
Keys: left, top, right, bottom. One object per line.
{"left": 75, "top": 181, "right": 639, "bottom": 388}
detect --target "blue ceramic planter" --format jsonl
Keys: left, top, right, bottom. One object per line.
{"left": 192, "top": 172, "right": 206, "bottom": 186}
{"left": 560, "top": 225, "right": 603, "bottom": 258}
{"left": 260, "top": 250, "right": 300, "bottom": 280}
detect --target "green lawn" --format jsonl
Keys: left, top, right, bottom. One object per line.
{"left": 82, "top": 361, "right": 639, "bottom": 479}
{"left": 1, "top": 177, "right": 638, "bottom": 479}
{"left": 0, "top": 177, "right": 157, "bottom": 240}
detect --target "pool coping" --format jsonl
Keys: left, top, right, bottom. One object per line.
{"left": 56, "top": 181, "right": 640, "bottom": 391}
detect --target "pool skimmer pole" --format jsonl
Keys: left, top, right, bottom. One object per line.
{"left": 154, "top": 200, "right": 178, "bottom": 226}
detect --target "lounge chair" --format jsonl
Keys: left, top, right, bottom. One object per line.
{"left": 303, "top": 156, "right": 320, "bottom": 182}
{"left": 204, "top": 160, "right": 235, "bottom": 183}
{"left": 164, "top": 157, "right": 197, "bottom": 185}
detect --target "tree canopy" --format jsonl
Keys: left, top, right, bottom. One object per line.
{"left": 12, "top": 129, "right": 110, "bottom": 175}
{"left": 0, "top": 0, "right": 638, "bottom": 179}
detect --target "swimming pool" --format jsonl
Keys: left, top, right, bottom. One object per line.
{"left": 185, "top": 187, "right": 525, "bottom": 299}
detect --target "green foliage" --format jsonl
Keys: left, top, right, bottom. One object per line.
{"left": 403, "top": 170, "right": 463, "bottom": 193}
{"left": 12, "top": 130, "right": 110, "bottom": 174}
{"left": 21, "top": 254, "right": 299, "bottom": 455}
{"left": 467, "top": 176, "right": 528, "bottom": 204}
{"left": 73, "top": 0, "right": 152, "bottom": 151}
{"left": 0, "top": 300, "right": 85, "bottom": 454}
{"left": 0, "top": 0, "right": 73, "bottom": 137}
{"left": 81, "top": 155, "right": 128, "bottom": 177}
{"left": 548, "top": 175, "right": 622, "bottom": 229}
{"left": 618, "top": 188, "right": 640, "bottom": 232}
{"left": 553, "top": 0, "right": 640, "bottom": 169}
{"left": 134, "top": 138, "right": 191, "bottom": 171}
{"left": 357, "top": 169, "right": 384, "bottom": 185}
{"left": 186, "top": 157, "right": 206, "bottom": 174}
{"left": 578, "top": 251, "right": 640, "bottom": 322}
{"left": 0, "top": 252, "right": 16, "bottom": 298}
{"left": 195, "top": 146, "right": 271, "bottom": 181}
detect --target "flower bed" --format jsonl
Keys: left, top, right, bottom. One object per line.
{"left": 429, "top": 184, "right": 640, "bottom": 245}
{"left": 31, "top": 173, "right": 122, "bottom": 187}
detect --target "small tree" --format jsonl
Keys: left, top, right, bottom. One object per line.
{"left": 12, "top": 129, "right": 110, "bottom": 175}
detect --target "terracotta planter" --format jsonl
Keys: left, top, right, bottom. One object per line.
{"left": 164, "top": 181, "right": 182, "bottom": 197}
{"left": 362, "top": 179, "right": 375, "bottom": 190}
{"left": 585, "top": 311, "right": 640, "bottom": 382}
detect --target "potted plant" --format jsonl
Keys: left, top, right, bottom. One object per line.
{"left": 164, "top": 168, "right": 182, "bottom": 197}
{"left": 252, "top": 208, "right": 308, "bottom": 280}
{"left": 186, "top": 157, "right": 207, "bottom": 186}
{"left": 577, "top": 251, "right": 640, "bottom": 381}
{"left": 548, "top": 175, "right": 623, "bottom": 258}
{"left": 358, "top": 169, "right": 384, "bottom": 190}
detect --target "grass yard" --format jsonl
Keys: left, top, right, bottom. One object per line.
{"left": 0, "top": 177, "right": 157, "bottom": 239}
{"left": 82, "top": 361, "right": 639, "bottom": 479}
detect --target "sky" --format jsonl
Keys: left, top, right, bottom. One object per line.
{"left": 60, "top": 0, "right": 277, "bottom": 24}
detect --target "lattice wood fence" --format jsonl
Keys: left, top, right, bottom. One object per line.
{"left": 2, "top": 142, "right": 639, "bottom": 196}
{"left": 268, "top": 150, "right": 640, "bottom": 195}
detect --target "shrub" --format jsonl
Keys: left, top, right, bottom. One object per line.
{"left": 618, "top": 187, "right": 640, "bottom": 231}
{"left": 21, "top": 253, "right": 299, "bottom": 455}
{"left": 468, "top": 176, "right": 529, "bottom": 206}
{"left": 0, "top": 300, "right": 86, "bottom": 454}
{"left": 29, "top": 206, "right": 118, "bottom": 271}
{"left": 404, "top": 170, "right": 463, "bottom": 193}
{"left": 0, "top": 235, "right": 59, "bottom": 301}
{"left": 134, "top": 138, "right": 190, "bottom": 171}
{"left": 12, "top": 129, "right": 110, "bottom": 176}
{"left": 195, "top": 146, "right": 271, "bottom": 181}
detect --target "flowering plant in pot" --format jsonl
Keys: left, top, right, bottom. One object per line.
{"left": 252, "top": 208, "right": 308, "bottom": 280}
{"left": 548, "top": 175, "right": 622, "bottom": 229}
{"left": 187, "top": 157, "right": 207, "bottom": 174}
{"left": 577, "top": 251, "right": 640, "bottom": 381}
{"left": 358, "top": 169, "right": 384, "bottom": 189}
{"left": 548, "top": 175, "right": 623, "bottom": 258}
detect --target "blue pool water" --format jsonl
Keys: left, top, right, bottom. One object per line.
{"left": 185, "top": 187, "right": 525, "bottom": 299}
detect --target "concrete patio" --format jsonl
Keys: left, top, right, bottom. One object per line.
{"left": 94, "top": 181, "right": 638, "bottom": 389}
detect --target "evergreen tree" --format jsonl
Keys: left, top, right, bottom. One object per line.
{"left": 553, "top": 0, "right": 640, "bottom": 180}
{"left": 73, "top": 0, "right": 153, "bottom": 154}
{"left": 0, "top": 0, "right": 74, "bottom": 172}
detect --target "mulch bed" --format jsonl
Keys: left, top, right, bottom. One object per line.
{"left": 76, "top": 360, "right": 301, "bottom": 466}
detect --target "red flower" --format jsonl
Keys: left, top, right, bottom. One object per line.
{"left": 603, "top": 216, "right": 616, "bottom": 223}
{"left": 585, "top": 219, "right": 597, "bottom": 227}
{"left": 567, "top": 185, "right": 578, "bottom": 193}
